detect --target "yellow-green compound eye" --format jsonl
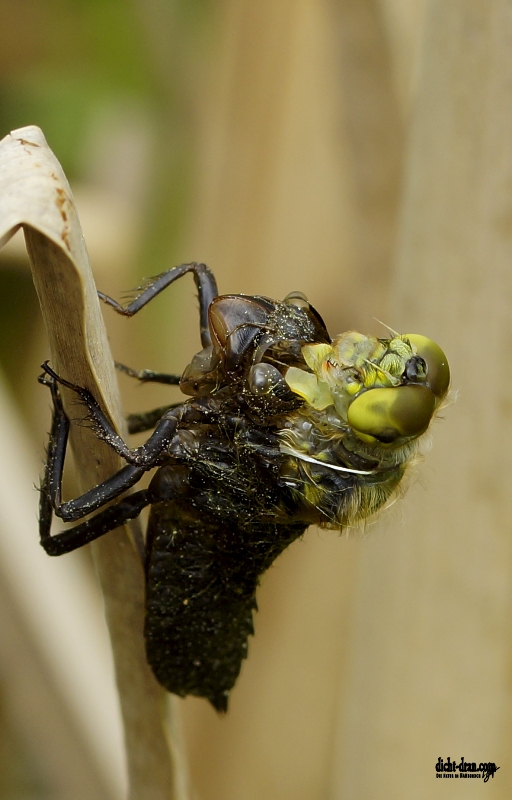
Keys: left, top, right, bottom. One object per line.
{"left": 405, "top": 334, "right": 450, "bottom": 401}
{"left": 347, "top": 385, "right": 436, "bottom": 445}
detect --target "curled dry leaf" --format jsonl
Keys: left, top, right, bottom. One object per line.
{"left": 0, "top": 126, "right": 185, "bottom": 800}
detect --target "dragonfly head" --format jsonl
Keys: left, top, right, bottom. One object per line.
{"left": 284, "top": 331, "right": 450, "bottom": 447}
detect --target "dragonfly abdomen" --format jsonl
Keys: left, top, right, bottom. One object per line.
{"left": 144, "top": 506, "right": 306, "bottom": 711}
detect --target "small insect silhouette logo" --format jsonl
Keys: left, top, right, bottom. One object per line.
{"left": 435, "top": 757, "right": 499, "bottom": 782}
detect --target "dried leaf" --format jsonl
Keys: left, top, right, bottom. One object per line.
{"left": 0, "top": 126, "right": 185, "bottom": 800}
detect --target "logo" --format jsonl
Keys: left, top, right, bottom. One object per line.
{"left": 436, "top": 757, "right": 499, "bottom": 782}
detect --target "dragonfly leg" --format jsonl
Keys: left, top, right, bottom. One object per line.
{"left": 127, "top": 404, "right": 183, "bottom": 435}
{"left": 98, "top": 262, "right": 218, "bottom": 348}
{"left": 41, "top": 363, "right": 180, "bottom": 468}
{"left": 39, "top": 371, "right": 149, "bottom": 521}
{"left": 115, "top": 361, "right": 181, "bottom": 386}
{"left": 40, "top": 490, "right": 152, "bottom": 556}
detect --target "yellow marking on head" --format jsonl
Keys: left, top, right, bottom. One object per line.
{"left": 284, "top": 367, "right": 333, "bottom": 410}
{"left": 302, "top": 343, "right": 333, "bottom": 372}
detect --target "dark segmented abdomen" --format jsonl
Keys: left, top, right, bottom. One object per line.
{"left": 144, "top": 505, "right": 305, "bottom": 711}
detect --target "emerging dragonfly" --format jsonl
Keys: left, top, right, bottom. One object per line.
{"left": 39, "top": 263, "right": 450, "bottom": 712}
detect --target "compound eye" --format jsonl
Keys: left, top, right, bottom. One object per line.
{"left": 347, "top": 385, "right": 436, "bottom": 445}
{"left": 403, "top": 355, "right": 427, "bottom": 383}
{"left": 405, "top": 334, "right": 450, "bottom": 401}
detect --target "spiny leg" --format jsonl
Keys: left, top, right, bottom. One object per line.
{"left": 115, "top": 361, "right": 181, "bottom": 386}
{"left": 114, "top": 362, "right": 186, "bottom": 432}
{"left": 116, "top": 361, "right": 183, "bottom": 433}
{"left": 41, "top": 490, "right": 152, "bottom": 556}
{"left": 44, "top": 461, "right": 147, "bottom": 522}
{"left": 98, "top": 262, "right": 218, "bottom": 348}
{"left": 41, "top": 362, "right": 180, "bottom": 468}
{"left": 127, "top": 404, "right": 183, "bottom": 435}
{"left": 39, "top": 372, "right": 148, "bottom": 522}
{"left": 39, "top": 371, "right": 69, "bottom": 511}
{"left": 39, "top": 373, "right": 68, "bottom": 545}
{"left": 39, "top": 375, "right": 153, "bottom": 555}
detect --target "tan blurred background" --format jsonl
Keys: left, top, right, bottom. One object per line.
{"left": 1, "top": 0, "right": 511, "bottom": 798}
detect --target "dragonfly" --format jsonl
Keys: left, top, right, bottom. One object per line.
{"left": 39, "top": 262, "right": 450, "bottom": 712}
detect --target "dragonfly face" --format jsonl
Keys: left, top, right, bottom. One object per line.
{"left": 279, "top": 329, "right": 449, "bottom": 526}
{"left": 284, "top": 330, "right": 449, "bottom": 443}
{"left": 40, "top": 263, "right": 450, "bottom": 710}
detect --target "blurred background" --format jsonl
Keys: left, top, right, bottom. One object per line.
{"left": 1, "top": 0, "right": 511, "bottom": 798}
